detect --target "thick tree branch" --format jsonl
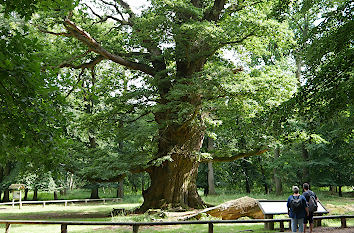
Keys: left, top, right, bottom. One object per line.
{"left": 63, "top": 19, "right": 156, "bottom": 76}
{"left": 203, "top": 0, "right": 227, "bottom": 21}
{"left": 201, "top": 148, "right": 269, "bottom": 162}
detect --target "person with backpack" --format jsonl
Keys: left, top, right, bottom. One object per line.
{"left": 287, "top": 186, "right": 309, "bottom": 232}
{"left": 302, "top": 183, "right": 318, "bottom": 233}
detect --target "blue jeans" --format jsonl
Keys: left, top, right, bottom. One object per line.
{"left": 291, "top": 218, "right": 304, "bottom": 232}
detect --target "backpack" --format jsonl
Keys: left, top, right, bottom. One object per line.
{"left": 307, "top": 191, "right": 318, "bottom": 212}
{"left": 290, "top": 195, "right": 302, "bottom": 213}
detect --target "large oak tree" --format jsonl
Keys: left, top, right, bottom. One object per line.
{"left": 3, "top": 0, "right": 293, "bottom": 211}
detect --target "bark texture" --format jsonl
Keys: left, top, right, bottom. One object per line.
{"left": 140, "top": 154, "right": 205, "bottom": 212}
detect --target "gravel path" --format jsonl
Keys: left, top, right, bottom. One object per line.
{"left": 309, "top": 226, "right": 354, "bottom": 232}
{"left": 277, "top": 226, "right": 354, "bottom": 232}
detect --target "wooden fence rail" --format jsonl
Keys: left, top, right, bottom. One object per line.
{"left": 0, "top": 215, "right": 352, "bottom": 233}
{"left": 0, "top": 198, "right": 121, "bottom": 207}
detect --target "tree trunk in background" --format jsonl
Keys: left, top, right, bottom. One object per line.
{"left": 2, "top": 189, "right": 10, "bottom": 202}
{"left": 0, "top": 167, "right": 3, "bottom": 202}
{"left": 207, "top": 137, "right": 217, "bottom": 195}
{"left": 207, "top": 162, "right": 217, "bottom": 195}
{"left": 33, "top": 188, "right": 38, "bottom": 201}
{"left": 90, "top": 187, "right": 99, "bottom": 199}
{"left": 2, "top": 163, "right": 12, "bottom": 202}
{"left": 242, "top": 161, "right": 251, "bottom": 193}
{"left": 54, "top": 191, "right": 58, "bottom": 200}
{"left": 302, "top": 143, "right": 310, "bottom": 183}
{"left": 117, "top": 180, "right": 124, "bottom": 198}
{"left": 60, "top": 188, "right": 67, "bottom": 196}
{"left": 273, "top": 147, "right": 282, "bottom": 195}
{"left": 338, "top": 186, "right": 342, "bottom": 197}
{"left": 24, "top": 188, "right": 29, "bottom": 201}
{"left": 258, "top": 157, "right": 269, "bottom": 194}
{"left": 69, "top": 173, "right": 74, "bottom": 190}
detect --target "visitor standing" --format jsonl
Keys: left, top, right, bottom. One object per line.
{"left": 287, "top": 186, "right": 309, "bottom": 232}
{"left": 302, "top": 183, "right": 318, "bottom": 233}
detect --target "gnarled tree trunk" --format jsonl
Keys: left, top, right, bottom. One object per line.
{"left": 138, "top": 104, "right": 206, "bottom": 212}
{"left": 140, "top": 155, "right": 204, "bottom": 212}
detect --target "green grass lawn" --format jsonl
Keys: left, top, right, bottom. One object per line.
{"left": 0, "top": 189, "right": 352, "bottom": 232}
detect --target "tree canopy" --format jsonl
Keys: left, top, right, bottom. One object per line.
{"left": 0, "top": 0, "right": 352, "bottom": 209}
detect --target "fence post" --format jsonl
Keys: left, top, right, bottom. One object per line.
{"left": 280, "top": 221, "right": 284, "bottom": 232}
{"left": 43, "top": 202, "right": 46, "bottom": 207}
{"left": 340, "top": 217, "right": 347, "bottom": 228}
{"left": 314, "top": 214, "right": 322, "bottom": 227}
{"left": 65, "top": 201, "right": 67, "bottom": 207}
{"left": 61, "top": 224, "right": 68, "bottom": 233}
{"left": 5, "top": 223, "right": 11, "bottom": 233}
{"left": 132, "top": 225, "right": 139, "bottom": 233}
{"left": 208, "top": 223, "right": 214, "bottom": 233}
{"left": 12, "top": 200, "right": 15, "bottom": 208}
{"left": 264, "top": 214, "right": 274, "bottom": 230}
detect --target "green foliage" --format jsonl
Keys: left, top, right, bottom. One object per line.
{"left": 298, "top": 0, "right": 353, "bottom": 120}
{"left": 0, "top": 15, "right": 67, "bottom": 169}
{"left": 1, "top": 0, "right": 352, "bottom": 202}
{"left": 0, "top": 0, "right": 76, "bottom": 19}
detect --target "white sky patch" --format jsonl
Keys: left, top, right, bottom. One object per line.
{"left": 128, "top": 0, "right": 150, "bottom": 14}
